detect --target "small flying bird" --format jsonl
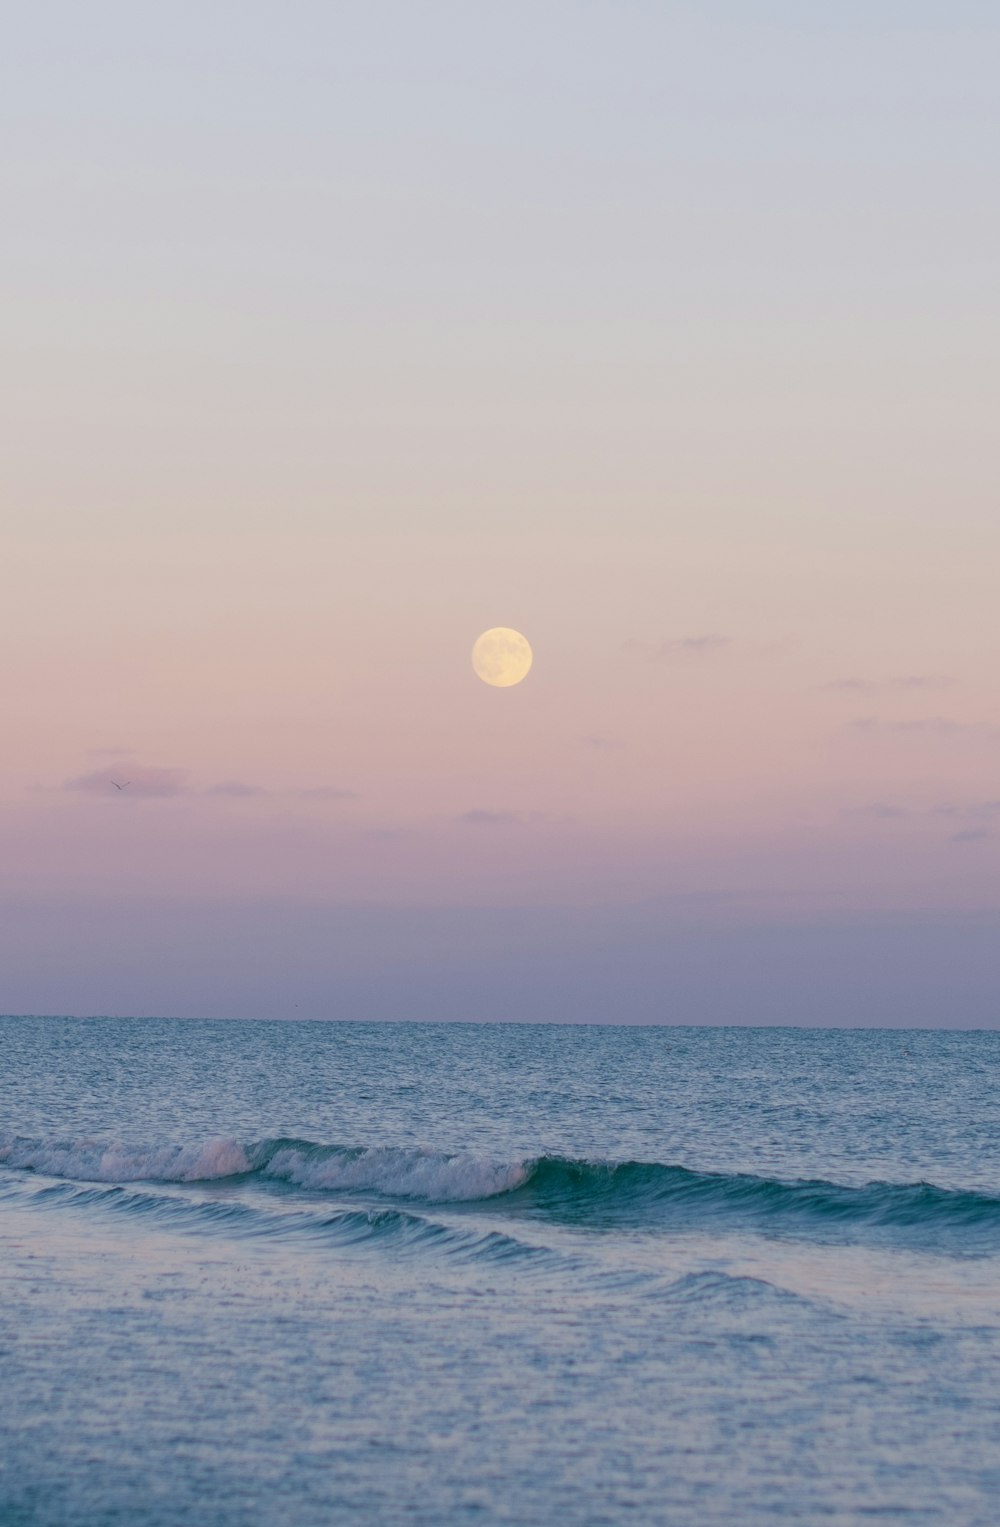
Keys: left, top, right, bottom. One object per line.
{"left": 111, "top": 780, "right": 131, "bottom": 791}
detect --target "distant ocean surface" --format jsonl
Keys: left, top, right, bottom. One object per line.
{"left": 2, "top": 1018, "right": 999, "bottom": 1527}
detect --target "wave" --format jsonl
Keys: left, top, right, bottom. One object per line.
{"left": 0, "top": 1135, "right": 528, "bottom": 1199}
{"left": 253, "top": 1139, "right": 531, "bottom": 1200}
{"left": 0, "top": 1135, "right": 251, "bottom": 1184}
{"left": 3, "top": 1133, "right": 1000, "bottom": 1246}
{"left": 0, "top": 1173, "right": 825, "bottom": 1311}
{"left": 512, "top": 1156, "right": 1000, "bottom": 1236}
{"left": 1, "top": 1175, "right": 555, "bottom": 1266}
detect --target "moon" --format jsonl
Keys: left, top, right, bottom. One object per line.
{"left": 471, "top": 627, "right": 533, "bottom": 688}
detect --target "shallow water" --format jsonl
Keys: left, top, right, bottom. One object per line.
{"left": 2, "top": 1017, "right": 999, "bottom": 1525}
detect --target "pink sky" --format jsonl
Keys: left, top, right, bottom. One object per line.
{"left": 2, "top": 4, "right": 998, "bottom": 1021}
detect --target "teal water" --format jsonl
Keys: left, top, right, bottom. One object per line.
{"left": 2, "top": 1017, "right": 999, "bottom": 1525}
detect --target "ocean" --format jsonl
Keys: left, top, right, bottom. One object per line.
{"left": 2, "top": 1016, "right": 999, "bottom": 1526}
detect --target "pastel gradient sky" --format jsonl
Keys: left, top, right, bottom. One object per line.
{"left": 3, "top": 3, "right": 998, "bottom": 1023}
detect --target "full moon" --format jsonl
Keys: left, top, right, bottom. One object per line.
{"left": 471, "top": 627, "right": 533, "bottom": 688}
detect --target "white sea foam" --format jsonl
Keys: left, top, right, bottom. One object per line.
{"left": 0, "top": 1135, "right": 251, "bottom": 1182}
{"left": 0, "top": 1133, "right": 528, "bottom": 1200}
{"left": 259, "top": 1144, "right": 531, "bottom": 1202}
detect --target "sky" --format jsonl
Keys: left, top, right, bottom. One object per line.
{"left": 2, "top": 2, "right": 998, "bottom": 1024}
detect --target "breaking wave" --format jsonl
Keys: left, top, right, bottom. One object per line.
{"left": 0, "top": 1135, "right": 528, "bottom": 1199}
{"left": 3, "top": 1133, "right": 999, "bottom": 1248}
{"left": 0, "top": 1135, "right": 251, "bottom": 1184}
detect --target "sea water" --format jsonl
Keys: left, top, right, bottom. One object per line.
{"left": 1, "top": 1017, "right": 999, "bottom": 1526}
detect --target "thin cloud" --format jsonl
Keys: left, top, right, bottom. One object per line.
{"left": 293, "top": 787, "right": 360, "bottom": 801}
{"left": 623, "top": 635, "right": 731, "bottom": 661}
{"left": 942, "top": 802, "right": 1000, "bottom": 845}
{"left": 823, "top": 675, "right": 954, "bottom": 694}
{"left": 206, "top": 781, "right": 268, "bottom": 798}
{"left": 65, "top": 765, "right": 187, "bottom": 799}
{"left": 460, "top": 809, "right": 519, "bottom": 827}
{"left": 205, "top": 782, "right": 359, "bottom": 802}
{"left": 65, "top": 766, "right": 359, "bottom": 803}
{"left": 932, "top": 800, "right": 1000, "bottom": 818}
{"left": 848, "top": 716, "right": 1000, "bottom": 740}
{"left": 457, "top": 808, "right": 564, "bottom": 828}
{"left": 580, "top": 734, "right": 620, "bottom": 750}
{"left": 851, "top": 799, "right": 1000, "bottom": 842}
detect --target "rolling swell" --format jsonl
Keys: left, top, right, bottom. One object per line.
{"left": 3, "top": 1133, "right": 1000, "bottom": 1249}
{"left": 0, "top": 1174, "right": 555, "bottom": 1266}
{"left": 504, "top": 1157, "right": 1000, "bottom": 1248}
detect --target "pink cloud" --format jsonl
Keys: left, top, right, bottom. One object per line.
{"left": 65, "top": 766, "right": 187, "bottom": 798}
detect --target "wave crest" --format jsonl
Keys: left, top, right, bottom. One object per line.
{"left": 252, "top": 1139, "right": 530, "bottom": 1200}
{"left": 3, "top": 1133, "right": 1000, "bottom": 1244}
{"left": 0, "top": 1135, "right": 250, "bottom": 1183}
